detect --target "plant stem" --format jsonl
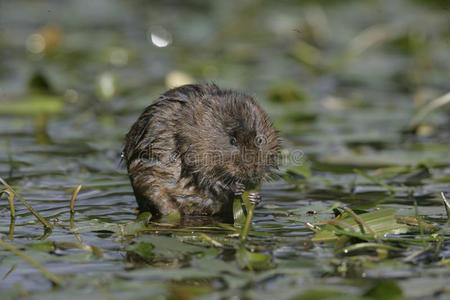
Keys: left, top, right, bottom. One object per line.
{"left": 0, "top": 238, "right": 62, "bottom": 286}
{"left": 240, "top": 203, "right": 255, "bottom": 242}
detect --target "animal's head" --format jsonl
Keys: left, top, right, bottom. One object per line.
{"left": 175, "top": 85, "right": 279, "bottom": 189}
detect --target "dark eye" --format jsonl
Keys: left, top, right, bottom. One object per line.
{"left": 230, "top": 136, "right": 238, "bottom": 146}
{"left": 254, "top": 135, "right": 266, "bottom": 147}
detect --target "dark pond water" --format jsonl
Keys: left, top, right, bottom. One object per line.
{"left": 0, "top": 0, "right": 449, "bottom": 299}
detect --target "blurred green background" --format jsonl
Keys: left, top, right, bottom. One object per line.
{"left": 1, "top": 0, "right": 449, "bottom": 148}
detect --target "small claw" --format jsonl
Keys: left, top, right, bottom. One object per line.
{"left": 248, "top": 192, "right": 262, "bottom": 205}
{"left": 231, "top": 182, "right": 245, "bottom": 197}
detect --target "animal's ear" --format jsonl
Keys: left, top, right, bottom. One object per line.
{"left": 164, "top": 91, "right": 190, "bottom": 102}
{"left": 154, "top": 91, "right": 189, "bottom": 104}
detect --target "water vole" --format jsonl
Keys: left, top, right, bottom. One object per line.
{"left": 123, "top": 84, "right": 279, "bottom": 217}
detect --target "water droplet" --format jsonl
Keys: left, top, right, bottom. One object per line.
{"left": 96, "top": 72, "right": 117, "bottom": 100}
{"left": 26, "top": 33, "right": 45, "bottom": 54}
{"left": 148, "top": 26, "right": 172, "bottom": 48}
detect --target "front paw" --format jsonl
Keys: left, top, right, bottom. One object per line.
{"left": 230, "top": 182, "right": 245, "bottom": 197}
{"left": 248, "top": 192, "right": 262, "bottom": 206}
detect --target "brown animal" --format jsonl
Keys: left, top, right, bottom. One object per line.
{"left": 122, "top": 84, "right": 279, "bottom": 217}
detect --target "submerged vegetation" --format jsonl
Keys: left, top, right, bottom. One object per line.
{"left": 0, "top": 0, "right": 449, "bottom": 299}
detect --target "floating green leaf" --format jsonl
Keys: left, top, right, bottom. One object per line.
{"left": 236, "top": 246, "right": 274, "bottom": 271}
{"left": 311, "top": 209, "right": 410, "bottom": 242}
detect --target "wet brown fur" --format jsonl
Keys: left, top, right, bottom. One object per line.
{"left": 123, "top": 84, "right": 279, "bottom": 217}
